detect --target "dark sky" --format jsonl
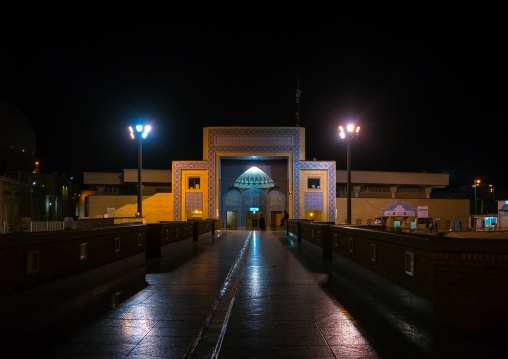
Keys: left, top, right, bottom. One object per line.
{"left": 1, "top": 2, "right": 506, "bottom": 187}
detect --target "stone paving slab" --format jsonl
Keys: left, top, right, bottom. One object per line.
{"left": 2, "top": 229, "right": 504, "bottom": 358}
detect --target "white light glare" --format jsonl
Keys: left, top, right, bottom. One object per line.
{"left": 130, "top": 124, "right": 151, "bottom": 139}
{"left": 347, "top": 124, "right": 355, "bottom": 132}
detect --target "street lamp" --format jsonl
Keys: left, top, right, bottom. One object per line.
{"left": 129, "top": 124, "right": 151, "bottom": 217}
{"left": 474, "top": 179, "right": 480, "bottom": 214}
{"left": 339, "top": 124, "right": 360, "bottom": 225}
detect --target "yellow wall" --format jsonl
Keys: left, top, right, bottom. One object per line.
{"left": 87, "top": 193, "right": 173, "bottom": 223}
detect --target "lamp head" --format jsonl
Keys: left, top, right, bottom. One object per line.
{"left": 129, "top": 124, "right": 151, "bottom": 139}
{"left": 338, "top": 124, "right": 360, "bottom": 139}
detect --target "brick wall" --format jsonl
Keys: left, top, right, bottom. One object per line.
{"left": 0, "top": 225, "right": 146, "bottom": 298}
{"left": 146, "top": 221, "right": 194, "bottom": 258}
{"left": 289, "top": 221, "right": 508, "bottom": 336}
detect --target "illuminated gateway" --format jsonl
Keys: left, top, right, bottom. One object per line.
{"left": 83, "top": 126, "right": 472, "bottom": 231}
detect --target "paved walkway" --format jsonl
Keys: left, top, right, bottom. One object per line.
{"left": 2, "top": 230, "right": 504, "bottom": 358}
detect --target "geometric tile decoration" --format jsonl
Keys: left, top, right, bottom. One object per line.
{"left": 304, "top": 192, "right": 323, "bottom": 210}
{"left": 185, "top": 192, "right": 203, "bottom": 210}
{"left": 173, "top": 127, "right": 336, "bottom": 222}
{"left": 296, "top": 161, "right": 336, "bottom": 221}
{"left": 173, "top": 161, "right": 210, "bottom": 221}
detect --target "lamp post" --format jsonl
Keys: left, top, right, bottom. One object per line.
{"left": 474, "top": 179, "right": 480, "bottom": 215}
{"left": 129, "top": 124, "right": 151, "bottom": 217}
{"left": 489, "top": 184, "right": 494, "bottom": 213}
{"left": 339, "top": 124, "right": 360, "bottom": 225}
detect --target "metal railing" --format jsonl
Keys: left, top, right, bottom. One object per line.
{"left": 30, "top": 221, "right": 65, "bottom": 232}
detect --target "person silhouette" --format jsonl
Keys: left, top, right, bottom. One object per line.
{"left": 259, "top": 214, "right": 266, "bottom": 230}
{"left": 280, "top": 210, "right": 289, "bottom": 227}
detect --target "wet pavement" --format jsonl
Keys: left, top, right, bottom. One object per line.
{"left": 1, "top": 229, "right": 504, "bottom": 358}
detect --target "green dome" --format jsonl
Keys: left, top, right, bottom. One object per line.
{"left": 234, "top": 167, "right": 274, "bottom": 189}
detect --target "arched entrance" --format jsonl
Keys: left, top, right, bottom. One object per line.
{"left": 221, "top": 164, "right": 287, "bottom": 228}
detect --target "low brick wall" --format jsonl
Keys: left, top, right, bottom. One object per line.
{"left": 300, "top": 222, "right": 334, "bottom": 259}
{"left": 75, "top": 218, "right": 115, "bottom": 229}
{"left": 0, "top": 224, "right": 147, "bottom": 298}
{"left": 146, "top": 221, "right": 194, "bottom": 258}
{"left": 147, "top": 219, "right": 224, "bottom": 258}
{"left": 287, "top": 219, "right": 312, "bottom": 242}
{"left": 288, "top": 220, "right": 508, "bottom": 336}
{"left": 213, "top": 219, "right": 224, "bottom": 233}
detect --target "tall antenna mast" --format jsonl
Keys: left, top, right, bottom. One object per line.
{"left": 295, "top": 70, "right": 301, "bottom": 126}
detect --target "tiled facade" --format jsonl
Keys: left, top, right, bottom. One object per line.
{"left": 173, "top": 127, "right": 336, "bottom": 224}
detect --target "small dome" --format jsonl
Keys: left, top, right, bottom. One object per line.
{"left": 234, "top": 166, "right": 274, "bottom": 189}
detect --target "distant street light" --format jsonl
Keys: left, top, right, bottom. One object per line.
{"left": 473, "top": 179, "right": 480, "bottom": 214}
{"left": 129, "top": 124, "right": 151, "bottom": 217}
{"left": 339, "top": 124, "right": 360, "bottom": 225}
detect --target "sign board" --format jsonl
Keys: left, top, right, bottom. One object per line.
{"left": 381, "top": 201, "right": 417, "bottom": 217}
{"left": 417, "top": 206, "right": 428, "bottom": 218}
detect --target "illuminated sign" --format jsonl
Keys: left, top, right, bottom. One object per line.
{"left": 250, "top": 207, "right": 259, "bottom": 212}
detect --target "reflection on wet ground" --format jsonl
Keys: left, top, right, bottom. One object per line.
{"left": 0, "top": 266, "right": 148, "bottom": 357}
{"left": 0, "top": 230, "right": 504, "bottom": 358}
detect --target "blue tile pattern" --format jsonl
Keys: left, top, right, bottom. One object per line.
{"left": 304, "top": 192, "right": 323, "bottom": 210}
{"left": 295, "top": 161, "right": 336, "bottom": 222}
{"left": 173, "top": 128, "right": 336, "bottom": 222}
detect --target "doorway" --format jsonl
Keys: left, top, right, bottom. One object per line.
{"left": 226, "top": 211, "right": 238, "bottom": 229}
{"left": 271, "top": 211, "right": 282, "bottom": 229}
{"left": 305, "top": 210, "right": 322, "bottom": 222}
{"left": 186, "top": 209, "right": 203, "bottom": 221}
{"left": 246, "top": 210, "right": 260, "bottom": 229}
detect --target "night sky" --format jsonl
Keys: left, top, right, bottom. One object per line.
{"left": 1, "top": 3, "right": 506, "bottom": 187}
